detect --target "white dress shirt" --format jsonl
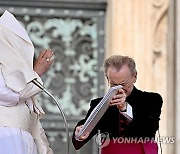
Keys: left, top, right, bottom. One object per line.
{"left": 119, "top": 103, "right": 133, "bottom": 121}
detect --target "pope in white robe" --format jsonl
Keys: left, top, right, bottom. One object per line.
{"left": 0, "top": 10, "right": 54, "bottom": 154}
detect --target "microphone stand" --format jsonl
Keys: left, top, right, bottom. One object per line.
{"left": 32, "top": 79, "right": 69, "bottom": 154}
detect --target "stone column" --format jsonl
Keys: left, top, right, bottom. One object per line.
{"left": 175, "top": 0, "right": 180, "bottom": 153}
{"left": 106, "top": 0, "right": 172, "bottom": 154}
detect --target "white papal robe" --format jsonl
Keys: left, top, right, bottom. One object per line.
{"left": 0, "top": 65, "right": 53, "bottom": 154}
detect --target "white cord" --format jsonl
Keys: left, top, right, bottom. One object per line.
{"left": 32, "top": 79, "right": 69, "bottom": 154}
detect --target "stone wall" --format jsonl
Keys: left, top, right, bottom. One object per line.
{"left": 106, "top": 0, "right": 174, "bottom": 153}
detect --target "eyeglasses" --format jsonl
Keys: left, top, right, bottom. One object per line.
{"left": 108, "top": 74, "right": 133, "bottom": 88}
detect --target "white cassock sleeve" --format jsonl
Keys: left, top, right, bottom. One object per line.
{"left": 0, "top": 65, "right": 42, "bottom": 106}
{"left": 0, "top": 66, "right": 19, "bottom": 106}
{"left": 18, "top": 72, "right": 43, "bottom": 103}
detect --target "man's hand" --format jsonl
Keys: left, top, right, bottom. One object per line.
{"left": 75, "top": 125, "right": 89, "bottom": 141}
{"left": 109, "top": 89, "right": 127, "bottom": 111}
{"left": 33, "top": 49, "right": 54, "bottom": 76}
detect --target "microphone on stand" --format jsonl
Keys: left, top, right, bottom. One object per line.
{"left": 32, "top": 79, "right": 69, "bottom": 154}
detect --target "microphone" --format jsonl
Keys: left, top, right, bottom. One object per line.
{"left": 32, "top": 79, "right": 69, "bottom": 154}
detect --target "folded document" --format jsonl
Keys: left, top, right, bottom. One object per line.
{"left": 75, "top": 85, "right": 122, "bottom": 140}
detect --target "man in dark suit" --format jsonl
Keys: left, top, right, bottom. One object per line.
{"left": 72, "top": 55, "right": 163, "bottom": 154}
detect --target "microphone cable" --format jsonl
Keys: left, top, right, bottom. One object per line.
{"left": 32, "top": 79, "right": 69, "bottom": 154}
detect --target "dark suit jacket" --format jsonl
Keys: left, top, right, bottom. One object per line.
{"left": 72, "top": 86, "right": 163, "bottom": 150}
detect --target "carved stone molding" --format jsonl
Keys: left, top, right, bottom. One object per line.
{"left": 152, "top": 0, "right": 169, "bottom": 64}
{"left": 0, "top": 0, "right": 106, "bottom": 10}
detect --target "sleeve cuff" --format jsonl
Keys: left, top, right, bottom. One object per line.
{"left": 119, "top": 102, "right": 133, "bottom": 121}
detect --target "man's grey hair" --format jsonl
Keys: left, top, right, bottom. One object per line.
{"left": 104, "top": 55, "right": 137, "bottom": 76}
